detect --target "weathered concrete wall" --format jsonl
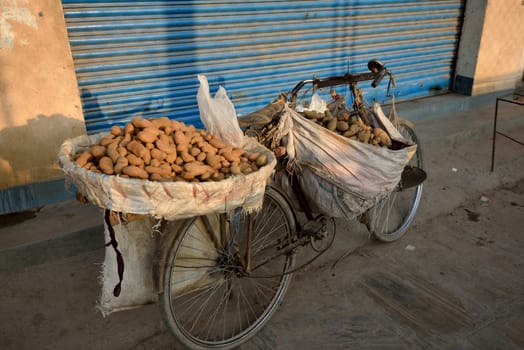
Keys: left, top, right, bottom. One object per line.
{"left": 472, "top": 0, "right": 524, "bottom": 95}
{"left": 454, "top": 0, "right": 524, "bottom": 95}
{"left": 0, "top": 0, "right": 85, "bottom": 190}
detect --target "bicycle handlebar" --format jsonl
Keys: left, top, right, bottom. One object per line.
{"left": 290, "top": 65, "right": 391, "bottom": 97}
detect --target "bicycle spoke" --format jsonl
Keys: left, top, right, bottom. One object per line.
{"left": 174, "top": 277, "right": 227, "bottom": 324}
{"left": 252, "top": 221, "right": 288, "bottom": 254}
{"left": 202, "top": 277, "right": 230, "bottom": 340}
{"left": 221, "top": 279, "right": 233, "bottom": 341}
{"left": 187, "top": 277, "right": 229, "bottom": 333}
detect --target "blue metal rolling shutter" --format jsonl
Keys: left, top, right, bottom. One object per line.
{"left": 61, "top": 0, "right": 464, "bottom": 134}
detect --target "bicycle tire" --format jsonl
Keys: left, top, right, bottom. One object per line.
{"left": 369, "top": 122, "right": 424, "bottom": 242}
{"left": 159, "top": 186, "right": 296, "bottom": 350}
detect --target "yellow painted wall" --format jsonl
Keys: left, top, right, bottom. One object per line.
{"left": 0, "top": 0, "right": 85, "bottom": 189}
{"left": 472, "top": 0, "right": 524, "bottom": 95}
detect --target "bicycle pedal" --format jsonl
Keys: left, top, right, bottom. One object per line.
{"left": 400, "top": 166, "right": 427, "bottom": 189}
{"left": 301, "top": 221, "right": 326, "bottom": 237}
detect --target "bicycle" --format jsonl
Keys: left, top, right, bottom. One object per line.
{"left": 155, "top": 60, "right": 426, "bottom": 349}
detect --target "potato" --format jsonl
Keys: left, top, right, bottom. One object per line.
{"left": 240, "top": 162, "right": 253, "bottom": 172}
{"left": 157, "top": 134, "right": 176, "bottom": 152}
{"left": 184, "top": 161, "right": 213, "bottom": 175}
{"left": 184, "top": 124, "right": 196, "bottom": 133}
{"left": 218, "top": 146, "right": 233, "bottom": 156}
{"left": 151, "top": 116, "right": 171, "bottom": 129}
{"left": 171, "top": 164, "right": 183, "bottom": 174}
{"left": 113, "top": 156, "right": 128, "bottom": 174}
{"left": 336, "top": 121, "right": 349, "bottom": 132}
{"left": 99, "top": 134, "right": 115, "bottom": 147}
{"left": 99, "top": 156, "right": 114, "bottom": 175}
{"left": 158, "top": 163, "right": 172, "bottom": 176}
{"left": 198, "top": 141, "right": 217, "bottom": 154}
{"left": 230, "top": 163, "right": 241, "bottom": 175}
{"left": 131, "top": 117, "right": 154, "bottom": 129}
{"left": 75, "top": 150, "right": 93, "bottom": 167}
{"left": 124, "top": 123, "right": 134, "bottom": 135}
{"left": 90, "top": 145, "right": 106, "bottom": 158}
{"left": 373, "top": 127, "right": 392, "bottom": 147}
{"left": 303, "top": 110, "right": 323, "bottom": 120}
{"left": 122, "top": 165, "right": 148, "bottom": 179}
{"left": 165, "top": 152, "right": 177, "bottom": 164}
{"left": 137, "top": 130, "right": 158, "bottom": 143}
{"left": 176, "top": 143, "right": 188, "bottom": 153}
{"left": 110, "top": 125, "right": 123, "bottom": 136}
{"left": 180, "top": 151, "right": 195, "bottom": 163}
{"left": 243, "top": 167, "right": 254, "bottom": 175}
{"left": 256, "top": 154, "right": 268, "bottom": 167}
{"left": 174, "top": 130, "right": 187, "bottom": 145}
{"left": 343, "top": 123, "right": 360, "bottom": 138}
{"left": 126, "top": 153, "right": 144, "bottom": 167}
{"left": 145, "top": 163, "right": 171, "bottom": 177}
{"left": 148, "top": 173, "right": 164, "bottom": 181}
{"left": 199, "top": 171, "right": 212, "bottom": 181}
{"left": 106, "top": 142, "right": 120, "bottom": 163}
{"left": 209, "top": 137, "right": 226, "bottom": 149}
{"left": 83, "top": 161, "right": 94, "bottom": 170}
{"left": 190, "top": 134, "right": 204, "bottom": 145}
{"left": 170, "top": 120, "right": 184, "bottom": 132}
{"left": 189, "top": 147, "right": 201, "bottom": 157}
{"left": 117, "top": 146, "right": 127, "bottom": 157}
{"left": 357, "top": 129, "right": 371, "bottom": 143}
{"left": 247, "top": 152, "right": 259, "bottom": 162}
{"left": 127, "top": 140, "right": 147, "bottom": 158}
{"left": 151, "top": 148, "right": 167, "bottom": 161}
{"left": 164, "top": 126, "right": 174, "bottom": 135}
{"left": 326, "top": 118, "right": 338, "bottom": 131}
{"left": 211, "top": 172, "right": 225, "bottom": 181}
{"left": 338, "top": 112, "right": 350, "bottom": 122}
{"left": 150, "top": 158, "right": 161, "bottom": 167}
{"left": 196, "top": 152, "right": 207, "bottom": 162}
{"left": 119, "top": 133, "right": 132, "bottom": 148}
{"left": 221, "top": 152, "right": 236, "bottom": 163}
{"left": 142, "top": 148, "right": 151, "bottom": 165}
{"left": 206, "top": 152, "right": 220, "bottom": 169}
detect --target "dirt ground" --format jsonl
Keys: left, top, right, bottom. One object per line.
{"left": 1, "top": 100, "right": 523, "bottom": 350}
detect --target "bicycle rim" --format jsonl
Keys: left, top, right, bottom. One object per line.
{"left": 160, "top": 187, "right": 296, "bottom": 350}
{"left": 370, "top": 123, "right": 423, "bottom": 242}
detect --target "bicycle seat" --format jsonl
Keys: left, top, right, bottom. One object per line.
{"left": 367, "top": 59, "right": 385, "bottom": 73}
{"left": 238, "top": 94, "right": 287, "bottom": 128}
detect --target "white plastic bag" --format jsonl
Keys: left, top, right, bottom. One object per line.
{"left": 306, "top": 92, "right": 328, "bottom": 113}
{"left": 197, "top": 75, "right": 243, "bottom": 148}
{"left": 296, "top": 91, "right": 328, "bottom": 113}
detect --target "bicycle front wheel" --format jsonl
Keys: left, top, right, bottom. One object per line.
{"left": 369, "top": 122, "right": 424, "bottom": 242}
{"left": 159, "top": 186, "right": 296, "bottom": 350}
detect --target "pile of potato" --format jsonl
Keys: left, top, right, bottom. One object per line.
{"left": 74, "top": 117, "right": 268, "bottom": 182}
{"left": 299, "top": 109, "right": 392, "bottom": 148}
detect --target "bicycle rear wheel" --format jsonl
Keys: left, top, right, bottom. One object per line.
{"left": 369, "top": 122, "right": 424, "bottom": 242}
{"left": 159, "top": 186, "right": 296, "bottom": 350}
